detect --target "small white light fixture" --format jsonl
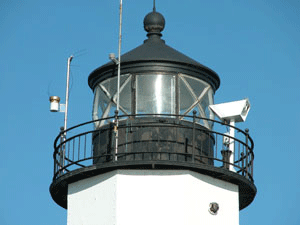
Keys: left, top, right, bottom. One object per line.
{"left": 209, "top": 98, "right": 250, "bottom": 123}
{"left": 109, "top": 53, "right": 119, "bottom": 64}
{"left": 49, "top": 96, "right": 61, "bottom": 112}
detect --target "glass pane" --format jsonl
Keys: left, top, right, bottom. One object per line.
{"left": 201, "top": 92, "right": 210, "bottom": 118}
{"left": 92, "top": 86, "right": 100, "bottom": 121}
{"left": 136, "top": 74, "right": 175, "bottom": 114}
{"left": 178, "top": 74, "right": 214, "bottom": 129}
{"left": 101, "top": 74, "right": 130, "bottom": 99}
{"left": 208, "top": 88, "right": 214, "bottom": 120}
{"left": 184, "top": 105, "right": 209, "bottom": 128}
{"left": 93, "top": 74, "right": 132, "bottom": 126}
{"left": 182, "top": 75, "right": 207, "bottom": 98}
{"left": 93, "top": 86, "right": 110, "bottom": 119}
{"left": 179, "top": 78, "right": 195, "bottom": 113}
{"left": 101, "top": 78, "right": 116, "bottom": 99}
{"left": 119, "top": 76, "right": 131, "bottom": 113}
{"left": 201, "top": 88, "right": 214, "bottom": 120}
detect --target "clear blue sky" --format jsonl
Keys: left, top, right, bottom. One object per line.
{"left": 1, "top": 1, "right": 299, "bottom": 224}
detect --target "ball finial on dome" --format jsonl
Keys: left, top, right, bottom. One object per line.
{"left": 143, "top": 9, "right": 165, "bottom": 37}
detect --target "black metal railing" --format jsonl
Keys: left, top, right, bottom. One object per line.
{"left": 52, "top": 113, "right": 254, "bottom": 183}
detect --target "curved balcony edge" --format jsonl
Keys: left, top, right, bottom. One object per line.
{"left": 50, "top": 160, "right": 256, "bottom": 210}
{"left": 50, "top": 114, "right": 255, "bottom": 210}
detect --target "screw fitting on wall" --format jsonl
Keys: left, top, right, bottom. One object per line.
{"left": 209, "top": 202, "right": 219, "bottom": 215}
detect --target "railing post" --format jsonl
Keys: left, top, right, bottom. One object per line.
{"left": 114, "top": 110, "right": 119, "bottom": 161}
{"left": 245, "top": 128, "right": 253, "bottom": 178}
{"left": 53, "top": 152, "right": 57, "bottom": 179}
{"left": 185, "top": 138, "right": 188, "bottom": 162}
{"left": 245, "top": 128, "right": 249, "bottom": 179}
{"left": 192, "top": 110, "right": 196, "bottom": 163}
{"left": 251, "top": 154, "right": 254, "bottom": 178}
{"left": 59, "top": 126, "right": 65, "bottom": 175}
{"left": 241, "top": 152, "right": 245, "bottom": 176}
{"left": 221, "top": 150, "right": 232, "bottom": 170}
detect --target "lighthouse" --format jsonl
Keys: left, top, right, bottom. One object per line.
{"left": 50, "top": 6, "right": 256, "bottom": 225}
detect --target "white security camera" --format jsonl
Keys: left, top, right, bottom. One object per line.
{"left": 209, "top": 98, "right": 250, "bottom": 123}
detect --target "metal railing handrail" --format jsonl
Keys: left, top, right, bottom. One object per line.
{"left": 54, "top": 113, "right": 254, "bottom": 150}
{"left": 52, "top": 114, "right": 254, "bottom": 183}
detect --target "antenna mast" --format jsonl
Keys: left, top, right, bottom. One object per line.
{"left": 115, "top": 0, "right": 123, "bottom": 161}
{"left": 117, "top": 0, "right": 123, "bottom": 112}
{"left": 64, "top": 55, "right": 73, "bottom": 131}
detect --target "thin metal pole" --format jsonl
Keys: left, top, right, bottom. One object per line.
{"left": 115, "top": 0, "right": 123, "bottom": 161}
{"left": 117, "top": 0, "right": 123, "bottom": 112}
{"left": 114, "top": 110, "right": 119, "bottom": 161}
{"left": 64, "top": 55, "right": 73, "bottom": 132}
{"left": 60, "top": 55, "right": 73, "bottom": 173}
{"left": 228, "top": 119, "right": 235, "bottom": 171}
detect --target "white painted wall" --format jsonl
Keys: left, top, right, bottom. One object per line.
{"left": 68, "top": 170, "right": 239, "bottom": 225}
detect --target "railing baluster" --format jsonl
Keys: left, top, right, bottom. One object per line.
{"left": 91, "top": 132, "right": 94, "bottom": 159}
{"left": 68, "top": 140, "right": 70, "bottom": 159}
{"left": 241, "top": 152, "right": 245, "bottom": 176}
{"left": 185, "top": 138, "right": 188, "bottom": 162}
{"left": 98, "top": 129, "right": 101, "bottom": 161}
{"left": 73, "top": 139, "right": 75, "bottom": 161}
{"left": 84, "top": 134, "right": 87, "bottom": 159}
{"left": 78, "top": 136, "right": 81, "bottom": 161}
{"left": 251, "top": 154, "right": 254, "bottom": 178}
{"left": 53, "top": 153, "right": 56, "bottom": 178}
{"left": 200, "top": 131, "right": 203, "bottom": 162}
{"left": 59, "top": 127, "right": 64, "bottom": 175}
{"left": 215, "top": 133, "right": 218, "bottom": 160}
{"left": 245, "top": 129, "right": 249, "bottom": 178}
{"left": 238, "top": 142, "right": 240, "bottom": 167}
{"left": 192, "top": 111, "right": 196, "bottom": 163}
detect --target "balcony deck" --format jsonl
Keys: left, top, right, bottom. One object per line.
{"left": 50, "top": 114, "right": 256, "bottom": 210}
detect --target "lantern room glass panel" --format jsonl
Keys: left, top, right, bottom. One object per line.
{"left": 93, "top": 74, "right": 131, "bottom": 126}
{"left": 178, "top": 74, "right": 214, "bottom": 128}
{"left": 136, "top": 74, "right": 176, "bottom": 114}
{"left": 92, "top": 73, "right": 214, "bottom": 129}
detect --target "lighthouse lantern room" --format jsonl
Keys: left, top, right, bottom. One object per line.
{"left": 50, "top": 6, "right": 256, "bottom": 225}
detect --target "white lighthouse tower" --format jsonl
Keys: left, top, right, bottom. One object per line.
{"left": 50, "top": 6, "right": 256, "bottom": 225}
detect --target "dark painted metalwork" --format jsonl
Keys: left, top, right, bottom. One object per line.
{"left": 209, "top": 202, "right": 219, "bottom": 215}
{"left": 93, "top": 117, "right": 214, "bottom": 165}
{"left": 50, "top": 114, "right": 255, "bottom": 210}
{"left": 50, "top": 8, "right": 256, "bottom": 212}
{"left": 221, "top": 150, "right": 232, "bottom": 169}
{"left": 88, "top": 11, "right": 220, "bottom": 92}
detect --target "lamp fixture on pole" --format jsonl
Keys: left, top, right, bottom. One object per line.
{"left": 49, "top": 55, "right": 74, "bottom": 132}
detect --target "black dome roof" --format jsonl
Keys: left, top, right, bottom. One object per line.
{"left": 88, "top": 10, "right": 220, "bottom": 91}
